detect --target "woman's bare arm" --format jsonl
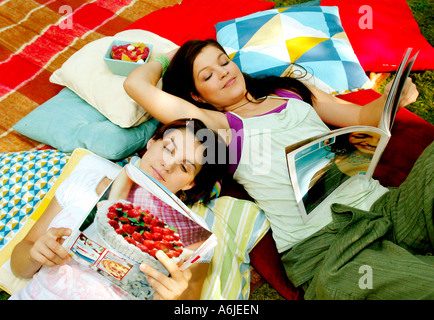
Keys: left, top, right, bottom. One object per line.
{"left": 309, "top": 77, "right": 418, "bottom": 128}
{"left": 123, "top": 58, "right": 228, "bottom": 132}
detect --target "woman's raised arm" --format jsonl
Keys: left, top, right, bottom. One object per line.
{"left": 123, "top": 56, "right": 227, "bottom": 132}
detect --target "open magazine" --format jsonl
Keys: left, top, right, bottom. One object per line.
{"left": 62, "top": 161, "right": 217, "bottom": 300}
{"left": 286, "top": 48, "right": 419, "bottom": 223}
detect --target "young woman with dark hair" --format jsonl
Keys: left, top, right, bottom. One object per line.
{"left": 124, "top": 39, "right": 433, "bottom": 299}
{"left": 10, "top": 118, "right": 228, "bottom": 300}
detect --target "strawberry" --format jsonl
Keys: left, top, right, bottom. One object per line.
{"left": 137, "top": 243, "right": 149, "bottom": 253}
{"left": 159, "top": 241, "right": 173, "bottom": 253}
{"left": 149, "top": 248, "right": 158, "bottom": 258}
{"left": 166, "top": 250, "right": 175, "bottom": 258}
{"left": 163, "top": 234, "right": 174, "bottom": 242}
{"left": 174, "top": 241, "right": 183, "bottom": 247}
{"left": 131, "top": 225, "right": 140, "bottom": 233}
{"left": 152, "top": 232, "right": 163, "bottom": 241}
{"left": 132, "top": 232, "right": 144, "bottom": 243}
{"left": 166, "top": 250, "right": 181, "bottom": 258}
{"left": 151, "top": 219, "right": 163, "bottom": 227}
{"left": 125, "top": 237, "right": 136, "bottom": 245}
{"left": 143, "top": 215, "right": 151, "bottom": 224}
{"left": 152, "top": 226, "right": 163, "bottom": 234}
{"left": 119, "top": 217, "right": 129, "bottom": 224}
{"left": 162, "top": 228, "right": 173, "bottom": 235}
{"left": 143, "top": 231, "right": 153, "bottom": 240}
{"left": 107, "top": 202, "right": 184, "bottom": 261}
{"left": 107, "top": 211, "right": 118, "bottom": 220}
{"left": 122, "top": 224, "right": 134, "bottom": 235}
{"left": 108, "top": 220, "right": 120, "bottom": 229}
{"left": 143, "top": 240, "right": 155, "bottom": 250}
{"left": 123, "top": 203, "right": 134, "bottom": 210}
{"left": 112, "top": 203, "right": 123, "bottom": 210}
{"left": 127, "top": 209, "right": 140, "bottom": 218}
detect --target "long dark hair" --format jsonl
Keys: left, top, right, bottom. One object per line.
{"left": 163, "top": 39, "right": 314, "bottom": 108}
{"left": 151, "top": 118, "right": 228, "bottom": 205}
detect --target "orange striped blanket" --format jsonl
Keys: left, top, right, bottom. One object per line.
{"left": 0, "top": 0, "right": 179, "bottom": 153}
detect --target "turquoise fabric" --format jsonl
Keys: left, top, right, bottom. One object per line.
{"left": 0, "top": 149, "right": 70, "bottom": 250}
{"left": 14, "top": 88, "right": 159, "bottom": 160}
{"left": 215, "top": 5, "right": 372, "bottom": 94}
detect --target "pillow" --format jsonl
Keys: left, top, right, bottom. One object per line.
{"left": 1, "top": 148, "right": 269, "bottom": 300}
{"left": 0, "top": 149, "right": 71, "bottom": 294}
{"left": 13, "top": 88, "right": 159, "bottom": 160}
{"left": 321, "top": 0, "right": 434, "bottom": 72}
{"left": 49, "top": 30, "right": 178, "bottom": 128}
{"left": 125, "top": 0, "right": 276, "bottom": 45}
{"left": 215, "top": 6, "right": 373, "bottom": 95}
{"left": 192, "top": 197, "right": 269, "bottom": 300}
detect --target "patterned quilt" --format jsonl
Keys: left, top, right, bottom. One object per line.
{"left": 0, "top": 0, "right": 179, "bottom": 153}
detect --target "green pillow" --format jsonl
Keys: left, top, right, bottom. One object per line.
{"left": 13, "top": 88, "right": 159, "bottom": 160}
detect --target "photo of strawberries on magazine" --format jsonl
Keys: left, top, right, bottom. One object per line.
{"left": 62, "top": 163, "right": 217, "bottom": 300}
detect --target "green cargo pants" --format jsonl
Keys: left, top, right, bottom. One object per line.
{"left": 281, "top": 142, "right": 434, "bottom": 299}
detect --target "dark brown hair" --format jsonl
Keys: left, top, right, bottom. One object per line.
{"left": 151, "top": 118, "right": 228, "bottom": 204}
{"left": 163, "top": 39, "right": 314, "bottom": 108}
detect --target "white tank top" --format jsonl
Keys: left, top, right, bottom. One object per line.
{"left": 229, "top": 97, "right": 388, "bottom": 252}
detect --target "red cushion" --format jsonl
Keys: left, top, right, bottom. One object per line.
{"left": 321, "top": 0, "right": 434, "bottom": 72}
{"left": 250, "top": 231, "right": 304, "bottom": 300}
{"left": 125, "top": 0, "right": 276, "bottom": 46}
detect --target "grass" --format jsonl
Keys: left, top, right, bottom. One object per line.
{"left": 1, "top": 0, "right": 432, "bottom": 301}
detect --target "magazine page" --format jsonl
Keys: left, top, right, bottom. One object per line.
{"left": 286, "top": 127, "right": 388, "bottom": 223}
{"left": 62, "top": 164, "right": 216, "bottom": 300}
{"left": 379, "top": 48, "right": 419, "bottom": 132}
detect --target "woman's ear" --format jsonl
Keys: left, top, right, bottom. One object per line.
{"left": 191, "top": 92, "right": 206, "bottom": 103}
{"left": 146, "top": 137, "right": 156, "bottom": 149}
{"left": 181, "top": 181, "right": 195, "bottom": 191}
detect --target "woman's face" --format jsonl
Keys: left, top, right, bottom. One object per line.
{"left": 191, "top": 45, "right": 247, "bottom": 110}
{"left": 348, "top": 131, "right": 380, "bottom": 155}
{"left": 139, "top": 128, "right": 205, "bottom": 193}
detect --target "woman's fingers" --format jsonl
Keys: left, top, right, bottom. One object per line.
{"left": 384, "top": 77, "right": 419, "bottom": 108}
{"left": 140, "top": 250, "right": 191, "bottom": 300}
{"left": 30, "top": 227, "right": 72, "bottom": 267}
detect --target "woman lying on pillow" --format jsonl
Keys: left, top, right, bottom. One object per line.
{"left": 124, "top": 39, "right": 433, "bottom": 299}
{"left": 10, "top": 118, "right": 227, "bottom": 300}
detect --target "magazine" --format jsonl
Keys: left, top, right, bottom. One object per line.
{"left": 62, "top": 161, "right": 217, "bottom": 300}
{"left": 286, "top": 48, "right": 418, "bottom": 223}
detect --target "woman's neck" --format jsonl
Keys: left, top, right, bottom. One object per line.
{"left": 224, "top": 93, "right": 286, "bottom": 118}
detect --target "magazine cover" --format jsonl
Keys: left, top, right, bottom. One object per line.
{"left": 286, "top": 48, "right": 418, "bottom": 223}
{"left": 62, "top": 163, "right": 216, "bottom": 300}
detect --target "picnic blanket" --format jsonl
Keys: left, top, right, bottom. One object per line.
{"left": 0, "top": 0, "right": 180, "bottom": 153}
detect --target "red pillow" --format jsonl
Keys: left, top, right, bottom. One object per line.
{"left": 125, "top": 0, "right": 276, "bottom": 46}
{"left": 321, "top": 0, "right": 434, "bottom": 72}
